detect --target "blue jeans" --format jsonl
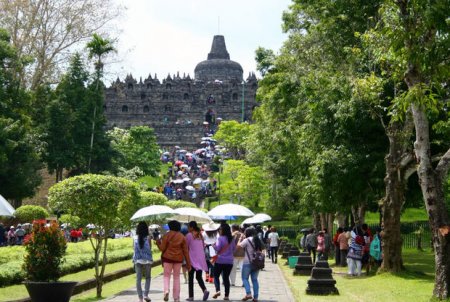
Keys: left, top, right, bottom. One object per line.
{"left": 135, "top": 263, "right": 151, "bottom": 299}
{"left": 241, "top": 264, "right": 259, "bottom": 299}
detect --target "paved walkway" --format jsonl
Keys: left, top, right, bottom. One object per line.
{"left": 100, "top": 258, "right": 295, "bottom": 302}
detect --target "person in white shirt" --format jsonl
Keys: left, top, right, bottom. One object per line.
{"left": 267, "top": 227, "right": 280, "bottom": 263}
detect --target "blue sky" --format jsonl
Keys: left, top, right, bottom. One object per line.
{"left": 111, "top": 0, "right": 291, "bottom": 82}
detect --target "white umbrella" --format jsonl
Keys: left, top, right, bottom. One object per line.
{"left": 0, "top": 194, "right": 15, "bottom": 217}
{"left": 130, "top": 205, "right": 176, "bottom": 222}
{"left": 185, "top": 185, "right": 195, "bottom": 191}
{"left": 207, "top": 203, "right": 255, "bottom": 219}
{"left": 173, "top": 179, "right": 184, "bottom": 184}
{"left": 183, "top": 177, "right": 191, "bottom": 182}
{"left": 181, "top": 164, "right": 189, "bottom": 168}
{"left": 172, "top": 207, "right": 212, "bottom": 223}
{"left": 163, "top": 151, "right": 170, "bottom": 155}
{"left": 186, "top": 152, "right": 193, "bottom": 157}
{"left": 254, "top": 213, "right": 272, "bottom": 222}
{"left": 193, "top": 178, "right": 203, "bottom": 185}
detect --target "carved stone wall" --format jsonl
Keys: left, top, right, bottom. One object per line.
{"left": 104, "top": 35, "right": 258, "bottom": 149}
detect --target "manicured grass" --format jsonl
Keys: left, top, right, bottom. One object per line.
{"left": 365, "top": 208, "right": 428, "bottom": 224}
{"left": 280, "top": 249, "right": 436, "bottom": 302}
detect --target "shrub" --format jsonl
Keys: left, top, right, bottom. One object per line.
{"left": 14, "top": 205, "right": 49, "bottom": 223}
{"left": 140, "top": 191, "right": 168, "bottom": 206}
{"left": 22, "top": 220, "right": 67, "bottom": 282}
{"left": 166, "top": 200, "right": 197, "bottom": 209}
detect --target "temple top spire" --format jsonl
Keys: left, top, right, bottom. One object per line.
{"left": 207, "top": 35, "right": 230, "bottom": 60}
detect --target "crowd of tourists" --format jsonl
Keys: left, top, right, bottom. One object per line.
{"left": 0, "top": 223, "right": 28, "bottom": 246}
{"left": 300, "top": 224, "right": 382, "bottom": 276}
{"left": 132, "top": 220, "right": 279, "bottom": 302}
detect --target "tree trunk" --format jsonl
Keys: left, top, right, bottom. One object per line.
{"left": 380, "top": 120, "right": 414, "bottom": 272}
{"left": 410, "top": 102, "right": 450, "bottom": 299}
{"left": 351, "top": 203, "right": 366, "bottom": 226}
{"left": 313, "top": 212, "right": 321, "bottom": 232}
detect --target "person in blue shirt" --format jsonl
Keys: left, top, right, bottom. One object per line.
{"left": 133, "top": 222, "right": 153, "bottom": 302}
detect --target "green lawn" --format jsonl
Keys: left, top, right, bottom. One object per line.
{"left": 365, "top": 208, "right": 428, "bottom": 224}
{"left": 281, "top": 249, "right": 437, "bottom": 302}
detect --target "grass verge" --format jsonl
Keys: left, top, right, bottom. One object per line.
{"left": 280, "top": 249, "right": 436, "bottom": 302}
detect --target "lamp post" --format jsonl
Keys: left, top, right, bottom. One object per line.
{"left": 241, "top": 80, "right": 245, "bottom": 122}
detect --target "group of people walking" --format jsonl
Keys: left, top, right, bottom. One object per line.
{"left": 301, "top": 224, "right": 382, "bottom": 277}
{"left": 132, "top": 220, "right": 278, "bottom": 302}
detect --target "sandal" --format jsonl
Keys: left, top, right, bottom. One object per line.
{"left": 241, "top": 295, "right": 252, "bottom": 301}
{"left": 163, "top": 292, "right": 169, "bottom": 301}
{"left": 144, "top": 297, "right": 151, "bottom": 302}
{"left": 212, "top": 292, "right": 221, "bottom": 299}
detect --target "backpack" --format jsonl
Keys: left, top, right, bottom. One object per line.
{"left": 245, "top": 240, "right": 265, "bottom": 271}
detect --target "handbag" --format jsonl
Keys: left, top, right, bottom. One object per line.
{"left": 210, "top": 242, "right": 230, "bottom": 264}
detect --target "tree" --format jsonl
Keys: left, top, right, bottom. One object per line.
{"left": 108, "top": 126, "right": 161, "bottom": 176}
{"left": 214, "top": 121, "right": 251, "bottom": 159}
{"left": 370, "top": 0, "right": 450, "bottom": 298}
{"left": 48, "top": 174, "right": 140, "bottom": 297}
{"left": 255, "top": 47, "right": 276, "bottom": 76}
{"left": 86, "top": 34, "right": 115, "bottom": 172}
{"left": 42, "top": 53, "right": 88, "bottom": 181}
{"left": 0, "top": 0, "right": 121, "bottom": 89}
{"left": 220, "top": 160, "right": 269, "bottom": 209}
{"left": 251, "top": 1, "right": 389, "bottom": 228}
{"left": 0, "top": 28, "right": 41, "bottom": 208}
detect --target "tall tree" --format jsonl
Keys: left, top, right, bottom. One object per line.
{"left": 43, "top": 53, "right": 89, "bottom": 179}
{"left": 252, "top": 1, "right": 388, "bottom": 225}
{"left": 0, "top": 28, "right": 41, "bottom": 207}
{"left": 0, "top": 0, "right": 121, "bottom": 89}
{"left": 86, "top": 34, "right": 115, "bottom": 172}
{"left": 370, "top": 0, "right": 450, "bottom": 298}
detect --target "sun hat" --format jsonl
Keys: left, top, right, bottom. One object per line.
{"left": 202, "top": 222, "right": 220, "bottom": 232}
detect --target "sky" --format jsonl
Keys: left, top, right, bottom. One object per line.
{"left": 109, "top": 0, "right": 292, "bottom": 83}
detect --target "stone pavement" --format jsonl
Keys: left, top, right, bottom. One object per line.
{"left": 100, "top": 258, "right": 296, "bottom": 302}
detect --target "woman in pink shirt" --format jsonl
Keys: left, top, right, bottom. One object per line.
{"left": 185, "top": 221, "right": 209, "bottom": 301}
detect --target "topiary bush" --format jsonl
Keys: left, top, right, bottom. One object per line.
{"left": 140, "top": 191, "right": 168, "bottom": 206}
{"left": 14, "top": 205, "right": 49, "bottom": 223}
{"left": 166, "top": 200, "right": 197, "bottom": 209}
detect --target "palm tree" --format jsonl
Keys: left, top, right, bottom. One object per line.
{"left": 86, "top": 34, "right": 115, "bottom": 172}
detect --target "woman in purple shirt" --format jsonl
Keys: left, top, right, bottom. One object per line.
{"left": 212, "top": 223, "right": 236, "bottom": 300}
{"left": 185, "top": 221, "right": 210, "bottom": 301}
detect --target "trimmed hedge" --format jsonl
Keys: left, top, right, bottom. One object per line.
{"left": 0, "top": 237, "right": 140, "bottom": 287}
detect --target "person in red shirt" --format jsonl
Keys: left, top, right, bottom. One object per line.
{"left": 70, "top": 228, "right": 78, "bottom": 242}
{"left": 333, "top": 227, "right": 344, "bottom": 266}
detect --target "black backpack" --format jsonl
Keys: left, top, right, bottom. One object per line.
{"left": 245, "top": 240, "right": 265, "bottom": 271}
